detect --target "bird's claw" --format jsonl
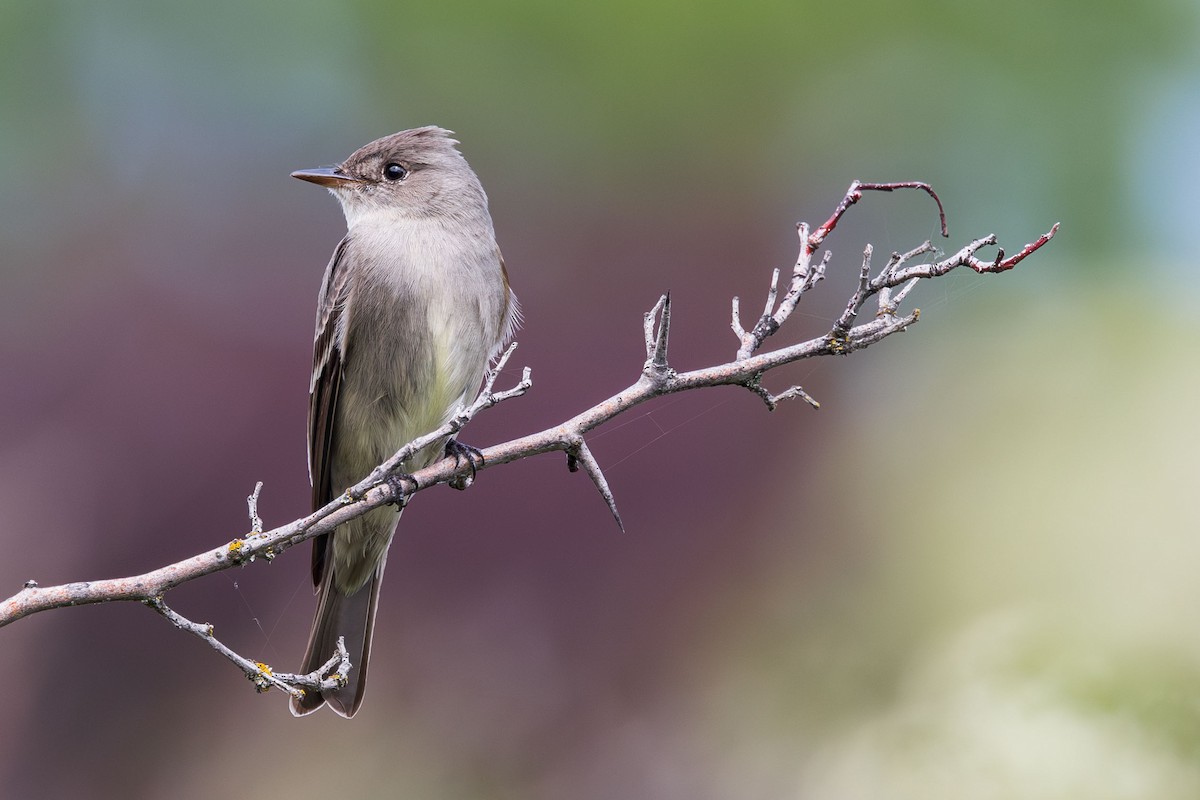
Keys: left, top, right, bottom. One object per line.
{"left": 384, "top": 472, "right": 418, "bottom": 507}
{"left": 445, "top": 438, "right": 484, "bottom": 490}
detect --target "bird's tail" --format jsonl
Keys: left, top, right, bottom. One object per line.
{"left": 289, "top": 556, "right": 385, "bottom": 718}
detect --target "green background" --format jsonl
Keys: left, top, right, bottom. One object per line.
{"left": 2, "top": 1, "right": 1198, "bottom": 798}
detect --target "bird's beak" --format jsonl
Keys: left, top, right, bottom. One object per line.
{"left": 290, "top": 167, "right": 362, "bottom": 188}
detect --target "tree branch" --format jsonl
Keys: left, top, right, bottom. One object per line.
{"left": 0, "top": 181, "right": 1059, "bottom": 703}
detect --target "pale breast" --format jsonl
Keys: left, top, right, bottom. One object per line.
{"left": 332, "top": 214, "right": 506, "bottom": 481}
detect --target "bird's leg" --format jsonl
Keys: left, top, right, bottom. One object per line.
{"left": 444, "top": 438, "right": 484, "bottom": 490}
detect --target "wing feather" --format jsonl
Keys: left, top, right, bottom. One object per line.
{"left": 308, "top": 235, "right": 355, "bottom": 587}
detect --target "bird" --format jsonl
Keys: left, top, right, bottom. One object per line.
{"left": 289, "top": 127, "right": 518, "bottom": 717}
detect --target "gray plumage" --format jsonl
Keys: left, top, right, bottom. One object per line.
{"left": 290, "top": 127, "right": 517, "bottom": 717}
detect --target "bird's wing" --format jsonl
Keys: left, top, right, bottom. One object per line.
{"left": 308, "top": 235, "right": 355, "bottom": 587}
{"left": 497, "top": 250, "right": 522, "bottom": 347}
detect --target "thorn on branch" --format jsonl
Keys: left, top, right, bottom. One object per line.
{"left": 567, "top": 439, "right": 624, "bottom": 532}
{"left": 643, "top": 294, "right": 673, "bottom": 378}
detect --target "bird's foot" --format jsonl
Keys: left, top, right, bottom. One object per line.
{"left": 445, "top": 438, "right": 484, "bottom": 490}
{"left": 384, "top": 472, "right": 418, "bottom": 508}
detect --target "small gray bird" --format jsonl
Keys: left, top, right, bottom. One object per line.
{"left": 290, "top": 127, "right": 518, "bottom": 717}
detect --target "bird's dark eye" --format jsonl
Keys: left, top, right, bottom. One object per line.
{"left": 383, "top": 163, "right": 408, "bottom": 181}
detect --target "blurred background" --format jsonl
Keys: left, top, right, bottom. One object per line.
{"left": 2, "top": 1, "right": 1198, "bottom": 797}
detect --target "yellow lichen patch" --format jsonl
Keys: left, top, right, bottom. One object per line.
{"left": 249, "top": 663, "right": 275, "bottom": 693}
{"left": 227, "top": 539, "right": 245, "bottom": 555}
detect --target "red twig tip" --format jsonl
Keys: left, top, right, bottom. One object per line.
{"left": 968, "top": 222, "right": 1060, "bottom": 274}
{"left": 810, "top": 181, "right": 949, "bottom": 250}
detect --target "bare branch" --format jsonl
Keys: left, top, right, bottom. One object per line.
{"left": 145, "top": 597, "right": 351, "bottom": 699}
{"left": 0, "top": 182, "right": 1058, "bottom": 703}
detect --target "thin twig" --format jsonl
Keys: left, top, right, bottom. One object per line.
{"left": 145, "top": 596, "right": 350, "bottom": 698}
{"left": 246, "top": 482, "right": 264, "bottom": 534}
